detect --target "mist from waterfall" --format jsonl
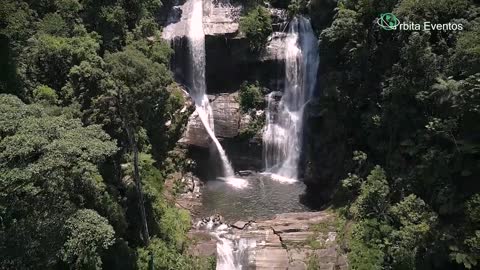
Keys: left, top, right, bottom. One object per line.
{"left": 263, "top": 16, "right": 319, "bottom": 182}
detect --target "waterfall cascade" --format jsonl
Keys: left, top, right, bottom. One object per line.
{"left": 263, "top": 16, "right": 319, "bottom": 182}
{"left": 187, "top": 0, "right": 235, "bottom": 178}
{"left": 216, "top": 235, "right": 255, "bottom": 270}
{"left": 164, "top": 0, "right": 247, "bottom": 188}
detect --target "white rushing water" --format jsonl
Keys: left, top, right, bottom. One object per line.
{"left": 263, "top": 16, "right": 319, "bottom": 182}
{"left": 186, "top": 0, "right": 247, "bottom": 188}
{"left": 215, "top": 233, "right": 255, "bottom": 270}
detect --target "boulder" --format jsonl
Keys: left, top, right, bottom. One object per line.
{"left": 232, "top": 221, "right": 248, "bottom": 229}
{"left": 179, "top": 92, "right": 241, "bottom": 146}
{"left": 179, "top": 110, "right": 210, "bottom": 148}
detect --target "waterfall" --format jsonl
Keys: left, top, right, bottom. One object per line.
{"left": 215, "top": 234, "right": 255, "bottom": 270}
{"left": 179, "top": 0, "right": 247, "bottom": 188}
{"left": 263, "top": 16, "right": 319, "bottom": 182}
{"left": 187, "top": 0, "right": 234, "bottom": 177}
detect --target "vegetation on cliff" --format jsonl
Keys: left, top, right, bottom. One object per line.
{"left": 308, "top": 0, "right": 480, "bottom": 269}
{"left": 239, "top": 81, "right": 265, "bottom": 112}
{"left": 239, "top": 5, "right": 273, "bottom": 51}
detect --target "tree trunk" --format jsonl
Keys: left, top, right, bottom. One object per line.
{"left": 126, "top": 126, "right": 150, "bottom": 246}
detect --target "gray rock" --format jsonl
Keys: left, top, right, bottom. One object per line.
{"left": 278, "top": 231, "right": 315, "bottom": 243}
{"left": 238, "top": 170, "right": 255, "bottom": 176}
{"left": 180, "top": 92, "right": 241, "bottom": 148}
{"left": 239, "top": 113, "right": 252, "bottom": 132}
{"left": 232, "top": 221, "right": 247, "bottom": 229}
{"left": 288, "top": 261, "right": 307, "bottom": 270}
{"left": 211, "top": 93, "right": 241, "bottom": 138}
{"left": 319, "top": 263, "right": 336, "bottom": 270}
{"left": 204, "top": 3, "right": 241, "bottom": 36}
{"left": 179, "top": 110, "right": 210, "bottom": 148}
{"left": 163, "top": 0, "right": 242, "bottom": 40}
{"left": 190, "top": 212, "right": 348, "bottom": 270}
{"left": 261, "top": 32, "right": 289, "bottom": 61}
{"left": 255, "top": 248, "right": 289, "bottom": 269}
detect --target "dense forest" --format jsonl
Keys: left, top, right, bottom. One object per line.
{"left": 307, "top": 0, "right": 480, "bottom": 269}
{"left": 0, "top": 0, "right": 209, "bottom": 269}
{"left": 0, "top": 0, "right": 479, "bottom": 269}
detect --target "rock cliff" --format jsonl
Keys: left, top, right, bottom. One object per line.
{"left": 189, "top": 211, "right": 348, "bottom": 270}
{"left": 163, "top": 0, "right": 290, "bottom": 171}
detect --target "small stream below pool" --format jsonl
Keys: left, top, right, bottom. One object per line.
{"left": 197, "top": 173, "right": 310, "bottom": 221}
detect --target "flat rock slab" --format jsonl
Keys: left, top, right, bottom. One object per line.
{"left": 254, "top": 248, "right": 289, "bottom": 269}
{"left": 278, "top": 231, "right": 316, "bottom": 242}
{"left": 189, "top": 212, "right": 348, "bottom": 269}
{"left": 239, "top": 212, "right": 346, "bottom": 269}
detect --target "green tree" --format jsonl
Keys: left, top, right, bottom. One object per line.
{"left": 0, "top": 94, "right": 118, "bottom": 269}
{"left": 61, "top": 209, "right": 115, "bottom": 269}
{"left": 351, "top": 166, "right": 390, "bottom": 219}
{"left": 239, "top": 6, "right": 273, "bottom": 52}
{"left": 239, "top": 81, "right": 265, "bottom": 111}
{"left": 19, "top": 31, "right": 100, "bottom": 99}
{"left": 388, "top": 195, "right": 438, "bottom": 269}
{"left": 90, "top": 46, "right": 173, "bottom": 245}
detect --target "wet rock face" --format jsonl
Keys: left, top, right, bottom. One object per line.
{"left": 211, "top": 93, "right": 241, "bottom": 138}
{"left": 189, "top": 211, "right": 349, "bottom": 270}
{"left": 179, "top": 109, "right": 210, "bottom": 148}
{"left": 179, "top": 92, "right": 264, "bottom": 171}
{"left": 163, "top": 1, "right": 290, "bottom": 171}
{"left": 205, "top": 34, "right": 286, "bottom": 93}
{"left": 179, "top": 93, "right": 240, "bottom": 148}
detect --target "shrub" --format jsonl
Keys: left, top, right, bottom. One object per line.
{"left": 33, "top": 85, "right": 58, "bottom": 104}
{"left": 239, "top": 82, "right": 265, "bottom": 111}
{"left": 239, "top": 6, "right": 272, "bottom": 52}
{"left": 137, "top": 238, "right": 216, "bottom": 270}
{"left": 350, "top": 166, "right": 390, "bottom": 219}
{"left": 287, "top": 0, "right": 308, "bottom": 18}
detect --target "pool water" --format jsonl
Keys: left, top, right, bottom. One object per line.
{"left": 198, "top": 173, "right": 311, "bottom": 222}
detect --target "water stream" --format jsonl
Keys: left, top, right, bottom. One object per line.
{"left": 263, "top": 16, "right": 319, "bottom": 182}
{"left": 164, "top": 4, "right": 318, "bottom": 269}
{"left": 183, "top": 0, "right": 247, "bottom": 188}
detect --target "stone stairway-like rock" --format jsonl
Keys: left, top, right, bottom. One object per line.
{"left": 189, "top": 211, "right": 349, "bottom": 270}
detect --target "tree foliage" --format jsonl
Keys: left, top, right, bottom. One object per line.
{"left": 0, "top": 0, "right": 196, "bottom": 268}
{"left": 239, "top": 5, "right": 273, "bottom": 52}
{"left": 0, "top": 94, "right": 118, "bottom": 268}
{"left": 314, "top": 0, "right": 480, "bottom": 269}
